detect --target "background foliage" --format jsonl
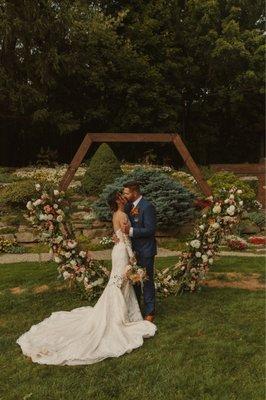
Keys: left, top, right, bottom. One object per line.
{"left": 0, "top": 0, "right": 264, "bottom": 166}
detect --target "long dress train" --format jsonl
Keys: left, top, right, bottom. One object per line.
{"left": 16, "top": 229, "right": 157, "bottom": 365}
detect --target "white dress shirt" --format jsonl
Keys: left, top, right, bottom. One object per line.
{"left": 129, "top": 196, "right": 142, "bottom": 237}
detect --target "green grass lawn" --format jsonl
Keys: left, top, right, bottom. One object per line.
{"left": 0, "top": 257, "right": 265, "bottom": 400}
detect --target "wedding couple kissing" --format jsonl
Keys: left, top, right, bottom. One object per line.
{"left": 16, "top": 181, "right": 157, "bottom": 365}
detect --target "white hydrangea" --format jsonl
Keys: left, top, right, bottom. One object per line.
{"left": 190, "top": 239, "right": 201, "bottom": 249}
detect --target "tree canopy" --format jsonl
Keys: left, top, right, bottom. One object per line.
{"left": 0, "top": 0, "right": 264, "bottom": 166}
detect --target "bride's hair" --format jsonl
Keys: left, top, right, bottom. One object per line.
{"left": 107, "top": 191, "right": 120, "bottom": 212}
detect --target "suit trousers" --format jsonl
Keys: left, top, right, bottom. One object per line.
{"left": 133, "top": 255, "right": 156, "bottom": 317}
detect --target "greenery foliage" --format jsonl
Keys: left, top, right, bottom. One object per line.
{"left": 0, "top": 180, "right": 38, "bottom": 207}
{"left": 246, "top": 211, "right": 265, "bottom": 228}
{"left": 93, "top": 168, "right": 195, "bottom": 228}
{"left": 0, "top": 1, "right": 264, "bottom": 165}
{"left": 82, "top": 144, "right": 123, "bottom": 195}
{"left": 208, "top": 171, "right": 256, "bottom": 205}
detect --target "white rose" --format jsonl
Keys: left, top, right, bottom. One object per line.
{"left": 229, "top": 194, "right": 234, "bottom": 200}
{"left": 26, "top": 201, "right": 33, "bottom": 210}
{"left": 237, "top": 189, "right": 242, "bottom": 194}
{"left": 209, "top": 258, "right": 214, "bottom": 265}
{"left": 54, "top": 256, "right": 62, "bottom": 263}
{"left": 239, "top": 200, "right": 243, "bottom": 206}
{"left": 35, "top": 183, "right": 41, "bottom": 191}
{"left": 207, "top": 250, "right": 213, "bottom": 256}
{"left": 33, "top": 199, "right": 42, "bottom": 207}
{"left": 224, "top": 199, "right": 230, "bottom": 204}
{"left": 226, "top": 205, "right": 235, "bottom": 216}
{"left": 213, "top": 204, "right": 221, "bottom": 214}
{"left": 199, "top": 224, "right": 205, "bottom": 230}
{"left": 57, "top": 209, "right": 64, "bottom": 216}
{"left": 202, "top": 255, "right": 208, "bottom": 263}
{"left": 53, "top": 204, "right": 58, "bottom": 209}
{"left": 54, "top": 189, "right": 60, "bottom": 196}
{"left": 47, "top": 214, "right": 54, "bottom": 221}
{"left": 65, "top": 252, "right": 71, "bottom": 258}
{"left": 79, "top": 251, "right": 86, "bottom": 258}
{"left": 190, "top": 239, "right": 201, "bottom": 249}
{"left": 56, "top": 215, "right": 63, "bottom": 222}
{"left": 70, "top": 260, "right": 77, "bottom": 267}
{"left": 39, "top": 213, "right": 47, "bottom": 221}
{"left": 63, "top": 271, "right": 71, "bottom": 279}
{"left": 195, "top": 252, "right": 201, "bottom": 258}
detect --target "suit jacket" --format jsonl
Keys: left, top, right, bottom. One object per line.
{"left": 125, "top": 197, "right": 157, "bottom": 258}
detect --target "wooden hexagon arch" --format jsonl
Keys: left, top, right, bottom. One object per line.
{"left": 59, "top": 133, "right": 212, "bottom": 196}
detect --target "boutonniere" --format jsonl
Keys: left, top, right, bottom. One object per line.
{"left": 130, "top": 206, "right": 139, "bottom": 216}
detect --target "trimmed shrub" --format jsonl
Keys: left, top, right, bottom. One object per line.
{"left": 93, "top": 168, "right": 195, "bottom": 229}
{"left": 82, "top": 143, "right": 123, "bottom": 195}
{"left": 0, "top": 180, "right": 51, "bottom": 208}
{"left": 0, "top": 180, "right": 37, "bottom": 207}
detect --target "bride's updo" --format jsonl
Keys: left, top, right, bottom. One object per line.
{"left": 107, "top": 191, "right": 120, "bottom": 212}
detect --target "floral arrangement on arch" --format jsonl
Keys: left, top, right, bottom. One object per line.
{"left": 155, "top": 187, "right": 244, "bottom": 296}
{"left": 25, "top": 183, "right": 245, "bottom": 300}
{"left": 25, "top": 184, "right": 109, "bottom": 300}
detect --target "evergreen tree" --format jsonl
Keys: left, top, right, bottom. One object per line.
{"left": 93, "top": 167, "right": 195, "bottom": 228}
{"left": 82, "top": 143, "right": 123, "bottom": 195}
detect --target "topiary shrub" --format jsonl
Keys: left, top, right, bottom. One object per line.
{"left": 82, "top": 143, "right": 123, "bottom": 195}
{"left": 92, "top": 168, "right": 195, "bottom": 229}
{"left": 208, "top": 171, "right": 256, "bottom": 206}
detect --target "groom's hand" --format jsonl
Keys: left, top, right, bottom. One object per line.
{"left": 121, "top": 222, "right": 130, "bottom": 234}
{"left": 112, "top": 233, "right": 119, "bottom": 244}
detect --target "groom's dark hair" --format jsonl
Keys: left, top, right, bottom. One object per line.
{"left": 123, "top": 181, "right": 141, "bottom": 192}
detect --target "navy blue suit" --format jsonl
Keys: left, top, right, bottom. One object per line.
{"left": 125, "top": 198, "right": 157, "bottom": 316}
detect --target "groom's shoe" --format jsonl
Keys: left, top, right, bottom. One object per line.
{"left": 144, "top": 315, "right": 155, "bottom": 323}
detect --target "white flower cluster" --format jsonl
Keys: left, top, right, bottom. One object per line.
{"left": 13, "top": 165, "right": 86, "bottom": 188}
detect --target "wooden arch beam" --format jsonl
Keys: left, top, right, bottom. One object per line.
{"left": 59, "top": 133, "right": 212, "bottom": 197}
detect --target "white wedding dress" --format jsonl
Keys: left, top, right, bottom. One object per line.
{"left": 16, "top": 229, "right": 157, "bottom": 365}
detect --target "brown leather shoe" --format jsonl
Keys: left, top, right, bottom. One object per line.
{"left": 144, "top": 315, "right": 155, "bottom": 323}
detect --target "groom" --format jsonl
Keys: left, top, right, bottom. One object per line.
{"left": 121, "top": 181, "right": 157, "bottom": 323}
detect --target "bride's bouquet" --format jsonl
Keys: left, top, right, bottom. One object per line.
{"left": 125, "top": 260, "right": 148, "bottom": 285}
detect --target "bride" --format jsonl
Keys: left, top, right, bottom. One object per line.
{"left": 16, "top": 191, "right": 157, "bottom": 366}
